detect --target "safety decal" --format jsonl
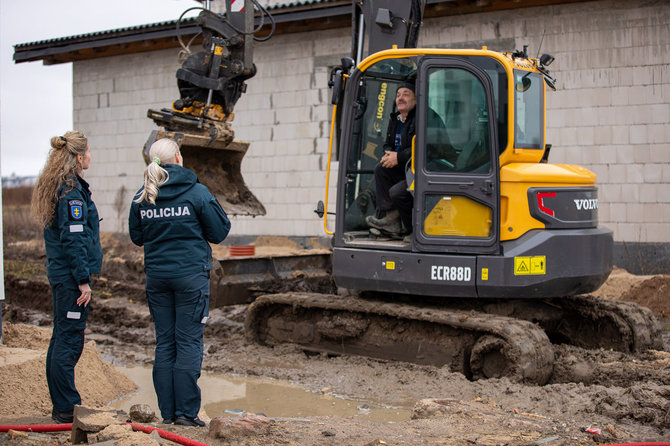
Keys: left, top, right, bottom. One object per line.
{"left": 68, "top": 200, "right": 84, "bottom": 221}
{"left": 481, "top": 268, "right": 489, "bottom": 281}
{"left": 514, "top": 256, "right": 546, "bottom": 275}
{"left": 384, "top": 261, "right": 396, "bottom": 270}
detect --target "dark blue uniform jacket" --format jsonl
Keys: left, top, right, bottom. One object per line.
{"left": 44, "top": 175, "right": 103, "bottom": 284}
{"left": 128, "top": 164, "right": 231, "bottom": 278}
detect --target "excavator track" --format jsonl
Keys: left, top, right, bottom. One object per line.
{"left": 437, "top": 294, "right": 663, "bottom": 353}
{"left": 245, "top": 293, "right": 555, "bottom": 385}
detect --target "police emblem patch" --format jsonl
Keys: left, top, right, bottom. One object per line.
{"left": 68, "top": 200, "right": 84, "bottom": 221}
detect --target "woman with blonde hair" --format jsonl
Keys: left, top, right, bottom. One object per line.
{"left": 31, "top": 131, "right": 102, "bottom": 424}
{"left": 129, "top": 138, "right": 230, "bottom": 427}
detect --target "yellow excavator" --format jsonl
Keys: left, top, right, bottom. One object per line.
{"left": 148, "top": 0, "right": 661, "bottom": 385}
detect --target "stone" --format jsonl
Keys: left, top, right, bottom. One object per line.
{"left": 208, "top": 412, "right": 272, "bottom": 440}
{"left": 129, "top": 404, "right": 156, "bottom": 423}
{"left": 71, "top": 405, "right": 125, "bottom": 445}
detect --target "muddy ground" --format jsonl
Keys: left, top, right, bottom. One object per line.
{"left": 1, "top": 233, "right": 669, "bottom": 445}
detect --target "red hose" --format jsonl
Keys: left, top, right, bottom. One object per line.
{"left": 0, "top": 424, "right": 72, "bottom": 432}
{"left": 0, "top": 423, "right": 209, "bottom": 446}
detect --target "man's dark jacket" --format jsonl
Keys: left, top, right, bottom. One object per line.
{"left": 383, "top": 108, "right": 416, "bottom": 170}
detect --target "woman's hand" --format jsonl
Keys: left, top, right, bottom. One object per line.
{"left": 77, "top": 283, "right": 92, "bottom": 307}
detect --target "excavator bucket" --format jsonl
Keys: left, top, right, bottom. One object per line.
{"left": 143, "top": 118, "right": 265, "bottom": 216}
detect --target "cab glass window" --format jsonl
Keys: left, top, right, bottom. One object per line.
{"left": 514, "top": 70, "right": 543, "bottom": 149}
{"left": 425, "top": 67, "right": 491, "bottom": 174}
{"left": 342, "top": 58, "right": 417, "bottom": 233}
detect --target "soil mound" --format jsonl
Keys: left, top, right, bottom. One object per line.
{"left": 0, "top": 322, "right": 137, "bottom": 419}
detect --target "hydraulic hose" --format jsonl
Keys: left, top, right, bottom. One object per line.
{"left": 0, "top": 423, "right": 209, "bottom": 446}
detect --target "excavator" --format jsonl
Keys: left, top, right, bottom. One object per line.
{"left": 148, "top": 0, "right": 662, "bottom": 385}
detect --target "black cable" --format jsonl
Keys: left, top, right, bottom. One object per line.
{"left": 176, "top": 6, "right": 207, "bottom": 52}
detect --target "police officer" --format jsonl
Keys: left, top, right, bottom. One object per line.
{"left": 31, "top": 131, "right": 102, "bottom": 424}
{"left": 128, "top": 138, "right": 230, "bottom": 427}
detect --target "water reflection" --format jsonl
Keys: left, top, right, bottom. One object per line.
{"left": 110, "top": 366, "right": 411, "bottom": 423}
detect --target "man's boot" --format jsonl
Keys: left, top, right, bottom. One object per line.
{"left": 365, "top": 209, "right": 402, "bottom": 234}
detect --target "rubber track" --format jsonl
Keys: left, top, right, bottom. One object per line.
{"left": 246, "top": 293, "right": 555, "bottom": 385}
{"left": 560, "top": 295, "right": 663, "bottom": 352}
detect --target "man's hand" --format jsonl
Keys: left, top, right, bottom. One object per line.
{"left": 77, "top": 283, "right": 92, "bottom": 307}
{"left": 381, "top": 150, "right": 399, "bottom": 168}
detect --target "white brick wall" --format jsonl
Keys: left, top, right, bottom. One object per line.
{"left": 75, "top": 0, "right": 669, "bottom": 242}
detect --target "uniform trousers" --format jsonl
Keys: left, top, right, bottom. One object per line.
{"left": 47, "top": 276, "right": 90, "bottom": 413}
{"left": 374, "top": 163, "right": 413, "bottom": 231}
{"left": 146, "top": 270, "right": 210, "bottom": 420}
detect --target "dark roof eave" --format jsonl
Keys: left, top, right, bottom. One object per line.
{"left": 13, "top": 2, "right": 353, "bottom": 65}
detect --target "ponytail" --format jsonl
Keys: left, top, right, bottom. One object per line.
{"left": 134, "top": 138, "right": 180, "bottom": 204}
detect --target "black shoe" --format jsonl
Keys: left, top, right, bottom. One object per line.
{"left": 162, "top": 417, "right": 175, "bottom": 424}
{"left": 51, "top": 410, "right": 74, "bottom": 424}
{"left": 174, "top": 415, "right": 206, "bottom": 427}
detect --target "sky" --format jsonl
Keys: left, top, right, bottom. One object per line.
{"left": 0, "top": 0, "right": 200, "bottom": 178}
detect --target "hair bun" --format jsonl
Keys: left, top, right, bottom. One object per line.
{"left": 51, "top": 135, "right": 67, "bottom": 149}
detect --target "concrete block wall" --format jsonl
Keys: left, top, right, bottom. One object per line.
{"left": 74, "top": 0, "right": 669, "bottom": 243}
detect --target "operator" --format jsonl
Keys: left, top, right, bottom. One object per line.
{"left": 129, "top": 138, "right": 231, "bottom": 427}
{"left": 31, "top": 131, "right": 103, "bottom": 424}
{"left": 366, "top": 81, "right": 417, "bottom": 236}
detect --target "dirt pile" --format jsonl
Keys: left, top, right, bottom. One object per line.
{"left": 0, "top": 322, "right": 137, "bottom": 419}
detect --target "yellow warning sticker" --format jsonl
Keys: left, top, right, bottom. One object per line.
{"left": 385, "top": 261, "right": 395, "bottom": 270}
{"left": 530, "top": 256, "right": 546, "bottom": 275}
{"left": 514, "top": 257, "right": 530, "bottom": 275}
{"left": 514, "top": 256, "right": 546, "bottom": 275}
{"left": 481, "top": 268, "right": 489, "bottom": 281}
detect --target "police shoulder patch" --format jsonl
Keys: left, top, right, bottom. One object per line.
{"left": 68, "top": 199, "right": 84, "bottom": 221}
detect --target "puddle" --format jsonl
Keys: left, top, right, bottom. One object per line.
{"left": 109, "top": 366, "right": 412, "bottom": 423}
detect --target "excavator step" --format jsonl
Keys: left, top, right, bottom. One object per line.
{"left": 245, "top": 293, "right": 555, "bottom": 385}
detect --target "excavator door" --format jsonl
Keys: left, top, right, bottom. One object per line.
{"left": 412, "top": 56, "right": 500, "bottom": 255}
